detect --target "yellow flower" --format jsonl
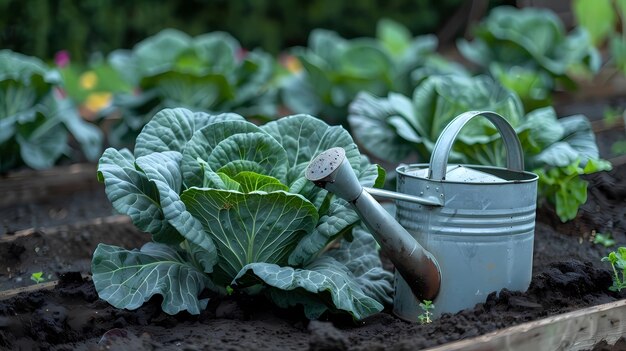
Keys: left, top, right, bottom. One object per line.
{"left": 283, "top": 55, "right": 302, "bottom": 73}
{"left": 79, "top": 71, "right": 98, "bottom": 90}
{"left": 84, "top": 92, "right": 112, "bottom": 113}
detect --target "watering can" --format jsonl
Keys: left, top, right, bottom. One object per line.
{"left": 306, "top": 111, "right": 538, "bottom": 321}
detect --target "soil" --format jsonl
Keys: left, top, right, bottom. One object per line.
{"left": 0, "top": 163, "right": 625, "bottom": 351}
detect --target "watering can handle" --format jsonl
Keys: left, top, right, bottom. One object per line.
{"left": 428, "top": 111, "right": 524, "bottom": 181}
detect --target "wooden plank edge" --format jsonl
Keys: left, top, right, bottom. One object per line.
{"left": 0, "top": 215, "right": 132, "bottom": 243}
{"left": 0, "top": 273, "right": 91, "bottom": 300}
{"left": 424, "top": 299, "right": 626, "bottom": 351}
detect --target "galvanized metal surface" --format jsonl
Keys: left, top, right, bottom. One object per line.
{"left": 305, "top": 111, "right": 539, "bottom": 322}
{"left": 394, "top": 111, "right": 538, "bottom": 321}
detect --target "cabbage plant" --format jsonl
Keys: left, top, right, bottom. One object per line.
{"left": 105, "top": 29, "right": 278, "bottom": 146}
{"left": 281, "top": 19, "right": 464, "bottom": 126}
{"left": 458, "top": 6, "right": 600, "bottom": 111}
{"left": 0, "top": 50, "right": 102, "bottom": 172}
{"left": 348, "top": 75, "right": 611, "bottom": 222}
{"left": 93, "top": 108, "right": 392, "bottom": 320}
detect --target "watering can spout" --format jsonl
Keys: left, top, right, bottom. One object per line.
{"left": 306, "top": 147, "right": 441, "bottom": 301}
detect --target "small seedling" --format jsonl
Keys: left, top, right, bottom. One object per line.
{"left": 592, "top": 230, "right": 616, "bottom": 247}
{"left": 30, "top": 272, "right": 45, "bottom": 284}
{"left": 602, "top": 247, "right": 626, "bottom": 292}
{"left": 418, "top": 300, "right": 435, "bottom": 324}
{"left": 225, "top": 286, "right": 234, "bottom": 295}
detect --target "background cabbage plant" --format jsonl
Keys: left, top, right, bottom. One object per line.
{"left": 0, "top": 50, "right": 102, "bottom": 172}
{"left": 348, "top": 75, "right": 611, "bottom": 222}
{"left": 281, "top": 19, "right": 465, "bottom": 126}
{"left": 103, "top": 29, "right": 278, "bottom": 147}
{"left": 93, "top": 108, "right": 392, "bottom": 320}
{"left": 458, "top": 6, "right": 601, "bottom": 111}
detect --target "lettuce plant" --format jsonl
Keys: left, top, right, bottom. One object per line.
{"left": 104, "top": 29, "right": 278, "bottom": 146}
{"left": 574, "top": 0, "right": 626, "bottom": 77}
{"left": 281, "top": 19, "right": 464, "bottom": 125}
{"left": 92, "top": 108, "right": 392, "bottom": 320}
{"left": 0, "top": 50, "right": 102, "bottom": 172}
{"left": 348, "top": 75, "right": 611, "bottom": 222}
{"left": 602, "top": 247, "right": 626, "bottom": 292}
{"left": 458, "top": 6, "right": 600, "bottom": 111}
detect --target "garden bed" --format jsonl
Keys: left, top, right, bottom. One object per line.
{"left": 0, "top": 161, "right": 625, "bottom": 350}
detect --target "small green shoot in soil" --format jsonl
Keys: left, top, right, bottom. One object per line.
{"left": 226, "top": 286, "right": 234, "bottom": 295}
{"left": 418, "top": 300, "right": 434, "bottom": 324}
{"left": 592, "top": 230, "right": 616, "bottom": 247}
{"left": 30, "top": 272, "right": 45, "bottom": 284}
{"left": 602, "top": 247, "right": 626, "bottom": 292}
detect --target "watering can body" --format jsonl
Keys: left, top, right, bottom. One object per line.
{"left": 394, "top": 164, "right": 537, "bottom": 320}
{"left": 306, "top": 111, "right": 538, "bottom": 322}
{"left": 392, "top": 111, "right": 538, "bottom": 320}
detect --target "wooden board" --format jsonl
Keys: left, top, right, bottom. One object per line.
{"left": 425, "top": 299, "right": 626, "bottom": 351}
{"left": 0, "top": 163, "right": 99, "bottom": 208}
{"left": 0, "top": 215, "right": 131, "bottom": 244}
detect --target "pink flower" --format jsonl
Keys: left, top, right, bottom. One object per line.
{"left": 236, "top": 47, "right": 248, "bottom": 62}
{"left": 54, "top": 50, "right": 70, "bottom": 68}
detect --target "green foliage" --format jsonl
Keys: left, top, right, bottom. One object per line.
{"left": 575, "top": 0, "right": 626, "bottom": 89}
{"left": 593, "top": 231, "right": 616, "bottom": 248}
{"left": 93, "top": 108, "right": 391, "bottom": 319}
{"left": 0, "top": 50, "right": 103, "bottom": 172}
{"left": 30, "top": 271, "right": 45, "bottom": 284}
{"left": 348, "top": 75, "right": 611, "bottom": 222}
{"left": 281, "top": 18, "right": 466, "bottom": 126}
{"left": 602, "top": 247, "right": 626, "bottom": 292}
{"left": 418, "top": 300, "right": 434, "bottom": 324}
{"left": 459, "top": 6, "right": 600, "bottom": 111}
{"left": 536, "top": 158, "right": 612, "bottom": 222}
{"left": 0, "top": 0, "right": 463, "bottom": 60}
{"left": 104, "top": 29, "right": 279, "bottom": 147}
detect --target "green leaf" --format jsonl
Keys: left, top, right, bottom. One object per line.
{"left": 180, "top": 119, "right": 267, "bottom": 187}
{"left": 573, "top": 0, "right": 616, "bottom": 45}
{"left": 92, "top": 242, "right": 213, "bottom": 315}
{"left": 233, "top": 255, "right": 384, "bottom": 320}
{"left": 97, "top": 148, "right": 183, "bottom": 244}
{"left": 231, "top": 171, "right": 289, "bottom": 193}
{"left": 181, "top": 188, "right": 318, "bottom": 285}
{"left": 261, "top": 114, "right": 362, "bottom": 184}
{"left": 288, "top": 199, "right": 360, "bottom": 266}
{"left": 135, "top": 108, "right": 245, "bottom": 158}
{"left": 16, "top": 117, "right": 67, "bottom": 170}
{"left": 348, "top": 92, "right": 415, "bottom": 162}
{"left": 338, "top": 41, "right": 391, "bottom": 79}
{"left": 53, "top": 97, "right": 103, "bottom": 161}
{"left": 132, "top": 28, "right": 191, "bottom": 77}
{"left": 323, "top": 226, "right": 393, "bottom": 305}
{"left": 209, "top": 132, "right": 289, "bottom": 181}
{"left": 135, "top": 151, "right": 217, "bottom": 272}
{"left": 191, "top": 31, "right": 239, "bottom": 73}
{"left": 377, "top": 18, "right": 413, "bottom": 56}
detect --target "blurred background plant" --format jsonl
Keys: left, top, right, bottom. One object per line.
{"left": 458, "top": 6, "right": 601, "bottom": 112}
{"left": 281, "top": 19, "right": 467, "bottom": 126}
{"left": 0, "top": 50, "right": 102, "bottom": 172}
{"left": 99, "top": 29, "right": 278, "bottom": 147}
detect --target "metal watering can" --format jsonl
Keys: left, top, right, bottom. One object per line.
{"left": 306, "top": 111, "right": 538, "bottom": 321}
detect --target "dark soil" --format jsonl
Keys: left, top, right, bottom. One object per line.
{"left": 0, "top": 164, "right": 625, "bottom": 350}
